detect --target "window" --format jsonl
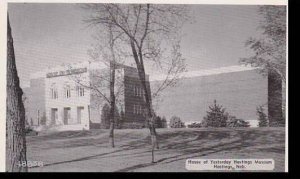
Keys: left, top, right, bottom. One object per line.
{"left": 140, "top": 88, "right": 144, "bottom": 98}
{"left": 134, "top": 86, "right": 138, "bottom": 96}
{"left": 133, "top": 104, "right": 142, "bottom": 115}
{"left": 142, "top": 91, "right": 146, "bottom": 101}
{"left": 138, "top": 87, "right": 141, "bottom": 97}
{"left": 133, "top": 85, "right": 144, "bottom": 97}
{"left": 139, "top": 87, "right": 145, "bottom": 97}
{"left": 76, "top": 86, "right": 85, "bottom": 97}
{"left": 80, "top": 87, "right": 84, "bottom": 96}
{"left": 132, "top": 85, "right": 135, "bottom": 95}
{"left": 65, "top": 85, "right": 71, "bottom": 98}
{"left": 50, "top": 86, "right": 58, "bottom": 99}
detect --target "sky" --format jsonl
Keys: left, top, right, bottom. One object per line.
{"left": 8, "top": 3, "right": 262, "bottom": 88}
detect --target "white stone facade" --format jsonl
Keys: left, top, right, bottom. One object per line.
{"left": 29, "top": 61, "right": 104, "bottom": 131}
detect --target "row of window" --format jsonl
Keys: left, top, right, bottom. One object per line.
{"left": 134, "top": 86, "right": 143, "bottom": 97}
{"left": 76, "top": 86, "right": 85, "bottom": 97}
{"left": 50, "top": 86, "right": 85, "bottom": 99}
{"left": 133, "top": 104, "right": 144, "bottom": 115}
{"left": 133, "top": 85, "right": 146, "bottom": 99}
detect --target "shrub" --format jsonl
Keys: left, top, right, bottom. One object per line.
{"left": 100, "top": 103, "right": 121, "bottom": 129}
{"left": 226, "top": 116, "right": 250, "bottom": 127}
{"left": 202, "top": 100, "right": 228, "bottom": 127}
{"left": 101, "top": 104, "right": 110, "bottom": 129}
{"left": 25, "top": 125, "right": 38, "bottom": 136}
{"left": 118, "top": 109, "right": 125, "bottom": 129}
{"left": 187, "top": 122, "right": 202, "bottom": 128}
{"left": 161, "top": 116, "right": 167, "bottom": 128}
{"left": 154, "top": 116, "right": 162, "bottom": 128}
{"left": 169, "top": 116, "right": 185, "bottom": 128}
{"left": 154, "top": 115, "right": 168, "bottom": 128}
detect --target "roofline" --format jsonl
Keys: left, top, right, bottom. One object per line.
{"left": 149, "top": 65, "right": 259, "bottom": 82}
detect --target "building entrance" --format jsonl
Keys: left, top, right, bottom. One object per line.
{"left": 51, "top": 108, "right": 58, "bottom": 125}
{"left": 77, "top": 107, "right": 84, "bottom": 124}
{"left": 64, "top": 107, "right": 71, "bottom": 125}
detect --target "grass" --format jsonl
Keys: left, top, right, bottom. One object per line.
{"left": 26, "top": 127, "right": 285, "bottom": 172}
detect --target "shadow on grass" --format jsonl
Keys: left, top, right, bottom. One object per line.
{"left": 30, "top": 128, "right": 285, "bottom": 172}
{"left": 31, "top": 149, "right": 125, "bottom": 168}
{"left": 115, "top": 138, "right": 244, "bottom": 172}
{"left": 114, "top": 129, "right": 285, "bottom": 172}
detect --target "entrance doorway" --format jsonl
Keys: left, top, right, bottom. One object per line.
{"left": 64, "top": 107, "right": 71, "bottom": 125}
{"left": 51, "top": 108, "right": 58, "bottom": 125}
{"left": 77, "top": 107, "right": 84, "bottom": 124}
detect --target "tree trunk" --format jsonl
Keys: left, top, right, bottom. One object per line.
{"left": 6, "top": 15, "right": 28, "bottom": 172}
{"left": 108, "top": 122, "right": 115, "bottom": 148}
{"left": 109, "top": 62, "right": 116, "bottom": 148}
{"left": 130, "top": 40, "right": 159, "bottom": 163}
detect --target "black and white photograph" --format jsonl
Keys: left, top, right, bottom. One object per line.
{"left": 3, "top": 0, "right": 287, "bottom": 172}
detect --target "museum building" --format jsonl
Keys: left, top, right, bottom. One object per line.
{"left": 24, "top": 61, "right": 284, "bottom": 130}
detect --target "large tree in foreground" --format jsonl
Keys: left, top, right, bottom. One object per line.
{"left": 6, "top": 15, "right": 28, "bottom": 172}
{"left": 240, "top": 6, "right": 286, "bottom": 126}
{"left": 82, "top": 4, "right": 189, "bottom": 162}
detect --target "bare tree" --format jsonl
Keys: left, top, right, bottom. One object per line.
{"left": 6, "top": 15, "right": 28, "bottom": 172}
{"left": 108, "top": 24, "right": 117, "bottom": 148}
{"left": 82, "top": 4, "right": 189, "bottom": 162}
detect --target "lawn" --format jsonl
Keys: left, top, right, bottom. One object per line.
{"left": 26, "top": 127, "right": 285, "bottom": 172}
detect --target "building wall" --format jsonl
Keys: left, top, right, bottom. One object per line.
{"left": 151, "top": 69, "right": 268, "bottom": 123}
{"left": 123, "top": 67, "right": 151, "bottom": 127}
